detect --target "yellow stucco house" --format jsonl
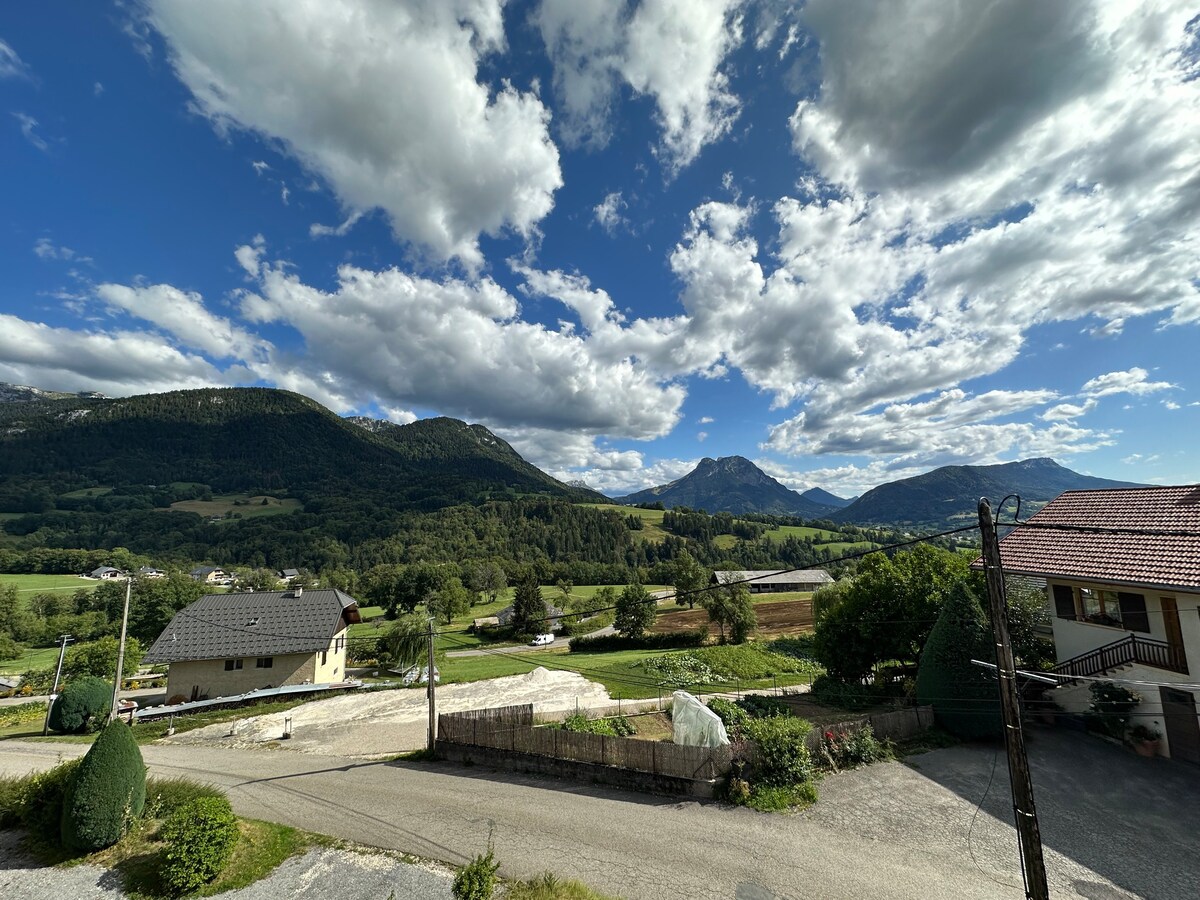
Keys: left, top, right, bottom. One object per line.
{"left": 143, "top": 588, "right": 362, "bottom": 702}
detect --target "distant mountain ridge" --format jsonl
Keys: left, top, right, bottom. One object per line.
{"left": 0, "top": 382, "right": 107, "bottom": 403}
{"left": 0, "top": 386, "right": 599, "bottom": 508}
{"left": 618, "top": 456, "right": 847, "bottom": 517}
{"left": 830, "top": 458, "right": 1146, "bottom": 528}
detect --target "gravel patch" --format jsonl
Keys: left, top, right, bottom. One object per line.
{"left": 0, "top": 831, "right": 455, "bottom": 900}
{"left": 164, "top": 667, "right": 613, "bottom": 757}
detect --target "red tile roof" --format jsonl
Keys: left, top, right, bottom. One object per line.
{"left": 994, "top": 485, "right": 1200, "bottom": 590}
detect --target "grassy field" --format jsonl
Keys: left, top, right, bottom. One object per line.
{"left": 58, "top": 486, "right": 114, "bottom": 499}
{"left": 0, "top": 573, "right": 98, "bottom": 594}
{"left": 167, "top": 495, "right": 303, "bottom": 519}
{"left": 349, "top": 585, "right": 665, "bottom": 653}
{"left": 0, "top": 645, "right": 60, "bottom": 674}
{"left": 580, "top": 503, "right": 670, "bottom": 542}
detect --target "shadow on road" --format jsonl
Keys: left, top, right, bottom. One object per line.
{"left": 385, "top": 756, "right": 709, "bottom": 810}
{"left": 907, "top": 726, "right": 1200, "bottom": 900}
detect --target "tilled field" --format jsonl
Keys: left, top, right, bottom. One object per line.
{"left": 651, "top": 598, "right": 814, "bottom": 636}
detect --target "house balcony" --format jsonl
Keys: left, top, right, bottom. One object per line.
{"left": 1051, "top": 632, "right": 1189, "bottom": 681}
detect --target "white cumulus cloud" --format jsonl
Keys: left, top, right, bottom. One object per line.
{"left": 536, "top": 0, "right": 745, "bottom": 172}
{"left": 147, "top": 0, "right": 562, "bottom": 266}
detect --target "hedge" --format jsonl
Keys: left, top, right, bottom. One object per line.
{"left": 47, "top": 676, "right": 112, "bottom": 734}
{"left": 568, "top": 630, "right": 706, "bottom": 653}
{"left": 160, "top": 795, "right": 240, "bottom": 894}
{"left": 61, "top": 721, "right": 146, "bottom": 851}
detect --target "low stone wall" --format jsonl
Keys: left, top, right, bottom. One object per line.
{"left": 804, "top": 705, "right": 934, "bottom": 751}
{"left": 435, "top": 740, "right": 722, "bottom": 798}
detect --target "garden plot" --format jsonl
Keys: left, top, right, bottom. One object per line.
{"left": 164, "top": 668, "right": 613, "bottom": 758}
{"left": 651, "top": 598, "right": 815, "bottom": 637}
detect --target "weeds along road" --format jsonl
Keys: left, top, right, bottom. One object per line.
{"left": 0, "top": 734, "right": 1175, "bottom": 900}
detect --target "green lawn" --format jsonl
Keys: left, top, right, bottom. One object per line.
{"left": 438, "top": 643, "right": 818, "bottom": 701}
{"left": 0, "top": 645, "right": 59, "bottom": 674}
{"left": 0, "top": 573, "right": 97, "bottom": 594}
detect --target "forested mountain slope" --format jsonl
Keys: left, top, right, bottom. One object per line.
{"left": 619, "top": 456, "right": 839, "bottom": 517}
{"left": 832, "top": 458, "right": 1144, "bottom": 529}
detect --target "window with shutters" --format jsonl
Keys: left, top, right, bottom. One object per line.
{"left": 1059, "top": 585, "right": 1151, "bottom": 633}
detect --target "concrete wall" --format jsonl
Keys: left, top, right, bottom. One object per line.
{"left": 166, "top": 652, "right": 316, "bottom": 701}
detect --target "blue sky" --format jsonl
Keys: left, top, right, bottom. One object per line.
{"left": 1, "top": 1, "right": 1198, "bottom": 497}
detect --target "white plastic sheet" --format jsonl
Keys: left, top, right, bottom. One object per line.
{"left": 671, "top": 690, "right": 729, "bottom": 747}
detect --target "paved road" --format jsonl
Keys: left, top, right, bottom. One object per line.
{"left": 4, "top": 734, "right": 1190, "bottom": 900}
{"left": 1, "top": 728, "right": 1192, "bottom": 899}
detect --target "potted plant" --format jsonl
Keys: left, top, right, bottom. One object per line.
{"left": 1129, "top": 723, "right": 1162, "bottom": 757}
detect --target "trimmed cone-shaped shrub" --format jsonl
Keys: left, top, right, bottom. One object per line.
{"left": 915, "top": 582, "right": 1002, "bottom": 739}
{"left": 47, "top": 676, "right": 112, "bottom": 734}
{"left": 61, "top": 720, "right": 146, "bottom": 851}
{"left": 161, "top": 795, "right": 239, "bottom": 894}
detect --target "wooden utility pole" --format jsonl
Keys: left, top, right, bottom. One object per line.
{"left": 109, "top": 578, "right": 132, "bottom": 723}
{"left": 426, "top": 617, "right": 438, "bottom": 753}
{"left": 978, "top": 498, "right": 1048, "bottom": 900}
{"left": 42, "top": 633, "right": 73, "bottom": 736}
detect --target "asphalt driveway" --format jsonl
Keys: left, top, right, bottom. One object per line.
{"left": 1, "top": 725, "right": 1195, "bottom": 899}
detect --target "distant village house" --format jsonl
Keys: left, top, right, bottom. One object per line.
{"left": 143, "top": 588, "right": 362, "bottom": 702}
{"left": 190, "top": 566, "right": 229, "bottom": 584}
{"left": 89, "top": 566, "right": 124, "bottom": 580}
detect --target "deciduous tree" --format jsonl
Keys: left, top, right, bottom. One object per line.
{"left": 615, "top": 582, "right": 656, "bottom": 639}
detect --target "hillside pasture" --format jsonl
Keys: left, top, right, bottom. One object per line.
{"left": 0, "top": 644, "right": 59, "bottom": 674}
{"left": 651, "top": 596, "right": 815, "bottom": 638}
{"left": 167, "top": 494, "right": 302, "bottom": 520}
{"left": 58, "top": 486, "right": 114, "bottom": 499}
{"left": 579, "top": 503, "right": 670, "bottom": 542}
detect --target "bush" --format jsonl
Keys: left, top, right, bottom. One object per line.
{"left": 809, "top": 675, "right": 883, "bottom": 711}
{"left": 707, "top": 698, "right": 750, "bottom": 733}
{"left": 743, "top": 716, "right": 814, "bottom": 787}
{"left": 61, "top": 721, "right": 147, "bottom": 852}
{"left": 747, "top": 782, "right": 818, "bottom": 812}
{"left": 737, "top": 694, "right": 791, "bottom": 719}
{"left": 160, "top": 795, "right": 239, "bottom": 894}
{"left": 568, "top": 630, "right": 706, "bottom": 653}
{"left": 817, "top": 725, "right": 890, "bottom": 772}
{"left": 453, "top": 849, "right": 500, "bottom": 900}
{"left": 559, "top": 713, "right": 636, "bottom": 737}
{"left": 0, "top": 758, "right": 82, "bottom": 840}
{"left": 47, "top": 676, "right": 112, "bottom": 734}
{"left": 143, "top": 777, "right": 227, "bottom": 820}
{"left": 1088, "top": 681, "right": 1141, "bottom": 740}
{"left": 914, "top": 582, "right": 1002, "bottom": 740}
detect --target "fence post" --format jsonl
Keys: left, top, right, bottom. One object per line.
{"left": 652, "top": 740, "right": 657, "bottom": 775}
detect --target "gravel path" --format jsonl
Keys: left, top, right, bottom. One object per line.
{"left": 0, "top": 832, "right": 454, "bottom": 900}
{"left": 163, "top": 667, "right": 613, "bottom": 757}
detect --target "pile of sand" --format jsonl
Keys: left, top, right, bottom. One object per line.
{"left": 165, "top": 668, "right": 613, "bottom": 758}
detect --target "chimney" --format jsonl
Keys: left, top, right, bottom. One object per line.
{"left": 294, "top": 586, "right": 303, "bottom": 598}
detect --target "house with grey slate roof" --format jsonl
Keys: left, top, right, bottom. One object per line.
{"left": 143, "top": 588, "right": 362, "bottom": 702}
{"left": 989, "top": 485, "right": 1200, "bottom": 763}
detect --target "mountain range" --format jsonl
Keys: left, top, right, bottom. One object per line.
{"left": 0, "top": 382, "right": 1149, "bottom": 531}
{"left": 620, "top": 454, "right": 1144, "bottom": 529}
{"left": 0, "top": 385, "right": 599, "bottom": 511}
{"left": 619, "top": 456, "right": 853, "bottom": 517}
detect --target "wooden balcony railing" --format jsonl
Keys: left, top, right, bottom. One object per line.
{"left": 1052, "top": 633, "right": 1189, "bottom": 681}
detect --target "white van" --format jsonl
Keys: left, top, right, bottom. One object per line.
{"left": 530, "top": 633, "right": 556, "bottom": 646}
